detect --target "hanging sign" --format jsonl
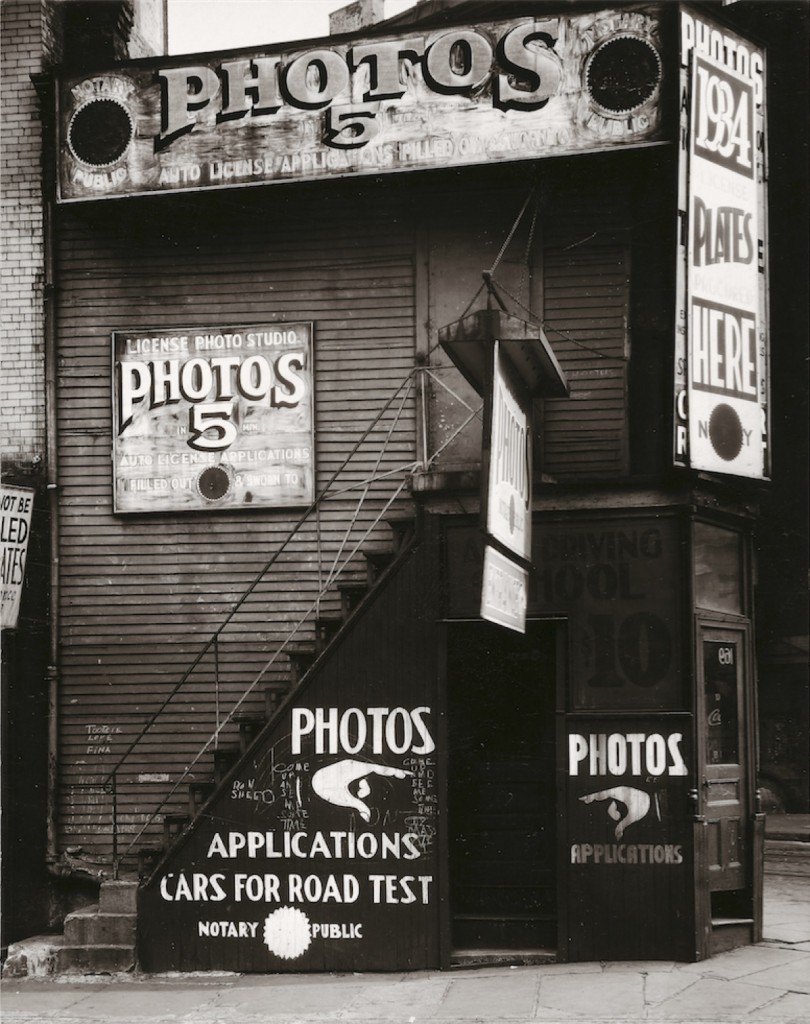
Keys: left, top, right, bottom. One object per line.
{"left": 674, "top": 9, "right": 769, "bottom": 478}
{"left": 112, "top": 323, "right": 314, "bottom": 513}
{"left": 56, "top": 9, "right": 665, "bottom": 202}
{"left": 1, "top": 485, "right": 35, "bottom": 629}
{"left": 480, "top": 542, "right": 528, "bottom": 633}
{"left": 479, "top": 340, "right": 533, "bottom": 635}
{"left": 484, "top": 342, "right": 532, "bottom": 562}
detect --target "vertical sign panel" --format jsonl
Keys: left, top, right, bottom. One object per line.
{"left": 480, "top": 543, "right": 528, "bottom": 634}
{"left": 112, "top": 323, "right": 314, "bottom": 513}
{"left": 564, "top": 715, "right": 693, "bottom": 960}
{"left": 1, "top": 486, "right": 35, "bottom": 629}
{"left": 485, "top": 342, "right": 532, "bottom": 562}
{"left": 676, "top": 11, "right": 768, "bottom": 478}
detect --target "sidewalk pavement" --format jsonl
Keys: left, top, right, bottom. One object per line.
{"left": 2, "top": 873, "right": 808, "bottom": 1024}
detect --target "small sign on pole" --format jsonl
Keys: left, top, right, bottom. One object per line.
{"left": 480, "top": 543, "right": 528, "bottom": 633}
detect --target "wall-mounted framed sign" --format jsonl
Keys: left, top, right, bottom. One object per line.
{"left": 56, "top": 8, "right": 665, "bottom": 202}
{"left": 112, "top": 323, "right": 314, "bottom": 513}
{"left": 1, "top": 485, "right": 35, "bottom": 628}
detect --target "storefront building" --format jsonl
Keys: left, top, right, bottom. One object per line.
{"left": 17, "top": 0, "right": 805, "bottom": 971}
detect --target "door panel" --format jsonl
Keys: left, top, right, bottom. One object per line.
{"left": 699, "top": 628, "right": 749, "bottom": 892}
{"left": 447, "top": 621, "right": 557, "bottom": 950}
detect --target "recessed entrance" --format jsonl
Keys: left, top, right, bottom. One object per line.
{"left": 447, "top": 620, "right": 557, "bottom": 955}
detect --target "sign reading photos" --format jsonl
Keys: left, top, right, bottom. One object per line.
{"left": 56, "top": 9, "right": 665, "bottom": 202}
{"left": 674, "top": 10, "right": 769, "bottom": 479}
{"left": 480, "top": 342, "right": 533, "bottom": 635}
{"left": 113, "top": 324, "right": 314, "bottom": 513}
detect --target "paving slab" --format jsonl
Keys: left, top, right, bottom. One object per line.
{"left": 751, "top": 990, "right": 810, "bottom": 1022}
{"left": 733, "top": 953, "right": 810, "bottom": 994}
{"left": 47, "top": 986, "right": 222, "bottom": 1019}
{"left": 676, "top": 943, "right": 803, "bottom": 980}
{"left": 535, "top": 971, "right": 646, "bottom": 1019}
{"left": 650, "top": 975, "right": 778, "bottom": 1018}
{"left": 206, "top": 979, "right": 365, "bottom": 1015}
{"left": 340, "top": 976, "right": 451, "bottom": 1019}
{"left": 435, "top": 972, "right": 539, "bottom": 1018}
{"left": 520, "top": 962, "right": 601, "bottom": 976}
{"left": 643, "top": 970, "right": 700, "bottom": 1008}
{"left": 0, "top": 983, "right": 94, "bottom": 1016}
{"left": 602, "top": 960, "right": 677, "bottom": 973}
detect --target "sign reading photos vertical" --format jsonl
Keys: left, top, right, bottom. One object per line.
{"left": 674, "top": 10, "right": 769, "bottom": 479}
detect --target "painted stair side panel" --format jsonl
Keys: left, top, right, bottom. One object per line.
{"left": 139, "top": 523, "right": 444, "bottom": 974}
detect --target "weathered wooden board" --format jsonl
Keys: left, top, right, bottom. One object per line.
{"left": 55, "top": 189, "right": 417, "bottom": 856}
{"left": 562, "top": 713, "right": 694, "bottom": 960}
{"left": 57, "top": 8, "right": 666, "bottom": 202}
{"left": 445, "top": 512, "right": 684, "bottom": 711}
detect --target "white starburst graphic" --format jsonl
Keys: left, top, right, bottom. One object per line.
{"left": 262, "top": 906, "right": 312, "bottom": 960}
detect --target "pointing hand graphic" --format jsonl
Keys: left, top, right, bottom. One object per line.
{"left": 312, "top": 760, "right": 414, "bottom": 822}
{"left": 579, "top": 786, "right": 651, "bottom": 840}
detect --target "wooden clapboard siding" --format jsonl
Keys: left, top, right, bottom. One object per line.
{"left": 55, "top": 189, "right": 418, "bottom": 857}
{"left": 542, "top": 240, "right": 630, "bottom": 479}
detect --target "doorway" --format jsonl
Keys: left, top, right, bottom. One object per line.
{"left": 698, "top": 624, "right": 752, "bottom": 908}
{"left": 447, "top": 620, "right": 557, "bottom": 952}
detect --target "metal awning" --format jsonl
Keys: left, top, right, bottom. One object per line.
{"left": 437, "top": 308, "right": 569, "bottom": 399}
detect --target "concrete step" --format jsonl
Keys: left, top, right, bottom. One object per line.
{"left": 64, "top": 906, "right": 137, "bottom": 946}
{"left": 99, "top": 880, "right": 138, "bottom": 914}
{"left": 451, "top": 948, "right": 556, "bottom": 969}
{"left": 55, "top": 943, "right": 135, "bottom": 974}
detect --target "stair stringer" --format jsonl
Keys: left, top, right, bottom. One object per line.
{"left": 138, "top": 517, "right": 444, "bottom": 973}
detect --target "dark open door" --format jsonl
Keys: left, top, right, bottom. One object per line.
{"left": 447, "top": 620, "right": 557, "bottom": 952}
{"left": 698, "top": 624, "right": 751, "bottom": 901}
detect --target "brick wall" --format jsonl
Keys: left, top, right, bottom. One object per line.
{"left": 1, "top": 1, "right": 164, "bottom": 476}
{"left": 0, "top": 0, "right": 57, "bottom": 474}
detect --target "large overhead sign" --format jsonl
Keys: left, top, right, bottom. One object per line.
{"left": 112, "top": 323, "right": 314, "bottom": 513}
{"left": 56, "top": 8, "right": 665, "bottom": 201}
{"left": 674, "top": 9, "right": 769, "bottom": 478}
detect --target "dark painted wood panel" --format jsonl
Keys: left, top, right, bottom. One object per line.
{"left": 139, "top": 527, "right": 442, "bottom": 972}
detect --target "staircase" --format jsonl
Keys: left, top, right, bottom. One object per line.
{"left": 4, "top": 516, "right": 416, "bottom": 976}
{"left": 3, "top": 881, "right": 137, "bottom": 977}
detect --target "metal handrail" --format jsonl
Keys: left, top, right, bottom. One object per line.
{"left": 102, "top": 369, "right": 418, "bottom": 793}
{"left": 102, "top": 366, "right": 425, "bottom": 872}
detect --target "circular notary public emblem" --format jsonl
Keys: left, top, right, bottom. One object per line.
{"left": 708, "top": 403, "right": 744, "bottom": 462}
{"left": 263, "top": 907, "right": 312, "bottom": 960}
{"left": 196, "top": 464, "right": 233, "bottom": 502}
{"left": 67, "top": 97, "right": 134, "bottom": 167}
{"left": 585, "top": 35, "right": 662, "bottom": 115}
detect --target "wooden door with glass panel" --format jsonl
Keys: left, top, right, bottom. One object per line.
{"left": 699, "top": 625, "right": 750, "bottom": 892}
